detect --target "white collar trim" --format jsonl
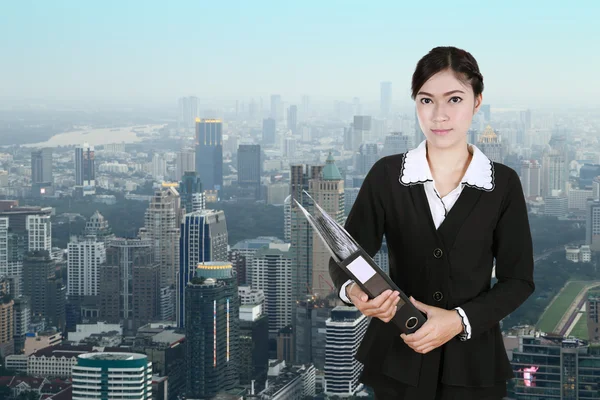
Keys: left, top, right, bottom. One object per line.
{"left": 399, "top": 140, "right": 495, "bottom": 191}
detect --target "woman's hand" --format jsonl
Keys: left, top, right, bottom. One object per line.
{"left": 400, "top": 296, "right": 464, "bottom": 354}
{"left": 347, "top": 283, "right": 401, "bottom": 323}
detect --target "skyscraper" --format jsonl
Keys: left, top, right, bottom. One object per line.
{"left": 195, "top": 118, "right": 223, "bottom": 191}
{"left": 74, "top": 143, "right": 96, "bottom": 195}
{"left": 310, "top": 153, "right": 344, "bottom": 297}
{"left": 239, "top": 304, "right": 269, "bottom": 393}
{"left": 22, "top": 250, "right": 55, "bottom": 320}
{"left": 72, "top": 353, "right": 153, "bottom": 400}
{"left": 521, "top": 160, "right": 542, "bottom": 199}
{"left": 139, "top": 186, "right": 182, "bottom": 290}
{"left": 99, "top": 239, "right": 160, "bottom": 334}
{"left": 178, "top": 96, "right": 200, "bottom": 129}
{"left": 357, "top": 143, "right": 379, "bottom": 175}
{"left": 542, "top": 138, "right": 568, "bottom": 197}
{"left": 185, "top": 262, "right": 239, "bottom": 399}
{"left": 380, "top": 81, "right": 392, "bottom": 118}
{"left": 30, "top": 148, "right": 53, "bottom": 195}
{"left": 83, "top": 211, "right": 115, "bottom": 246}
{"left": 0, "top": 277, "right": 14, "bottom": 357}
{"left": 586, "top": 200, "right": 600, "bottom": 252}
{"left": 352, "top": 116, "right": 371, "bottom": 151}
{"left": 477, "top": 125, "right": 504, "bottom": 163}
{"left": 262, "top": 118, "right": 276, "bottom": 145}
{"left": 382, "top": 131, "right": 411, "bottom": 157}
{"left": 176, "top": 148, "right": 196, "bottom": 181}
{"left": 67, "top": 236, "right": 106, "bottom": 297}
{"left": 178, "top": 210, "right": 228, "bottom": 327}
{"left": 237, "top": 144, "right": 262, "bottom": 200}
{"left": 178, "top": 171, "right": 205, "bottom": 214}
{"left": 287, "top": 105, "right": 298, "bottom": 134}
{"left": 324, "top": 307, "right": 368, "bottom": 397}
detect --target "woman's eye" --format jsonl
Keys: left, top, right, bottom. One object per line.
{"left": 420, "top": 98, "right": 431, "bottom": 104}
{"left": 450, "top": 97, "right": 462, "bottom": 103}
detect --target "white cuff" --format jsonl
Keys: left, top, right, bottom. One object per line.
{"left": 339, "top": 279, "right": 355, "bottom": 305}
{"left": 455, "top": 307, "right": 472, "bottom": 340}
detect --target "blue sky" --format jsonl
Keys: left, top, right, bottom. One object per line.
{"left": 2, "top": 0, "right": 599, "bottom": 108}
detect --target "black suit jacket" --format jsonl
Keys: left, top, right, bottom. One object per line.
{"left": 329, "top": 153, "right": 535, "bottom": 389}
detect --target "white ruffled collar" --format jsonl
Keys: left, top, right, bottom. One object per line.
{"left": 399, "top": 140, "right": 495, "bottom": 191}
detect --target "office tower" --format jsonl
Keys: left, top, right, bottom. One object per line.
{"left": 139, "top": 186, "right": 182, "bottom": 290}
{"left": 324, "top": 307, "right": 368, "bottom": 397}
{"left": 47, "top": 274, "right": 66, "bottom": 332}
{"left": 228, "top": 250, "right": 246, "bottom": 287}
{"left": 579, "top": 164, "right": 600, "bottom": 189}
{"left": 83, "top": 210, "right": 115, "bottom": 246}
{"left": 185, "top": 262, "right": 239, "bottom": 399}
{"left": 587, "top": 293, "right": 600, "bottom": 343}
{"left": 353, "top": 116, "right": 372, "bottom": 150}
{"left": 178, "top": 210, "right": 228, "bottom": 327}
{"left": 31, "top": 149, "right": 49, "bottom": 184}
{"left": 521, "top": 160, "right": 542, "bottom": 198}
{"left": 414, "top": 108, "right": 423, "bottom": 149}
{"left": 380, "top": 81, "right": 392, "bottom": 118}
{"left": 99, "top": 239, "right": 159, "bottom": 334}
{"left": 262, "top": 118, "right": 276, "bottom": 145}
{"left": 287, "top": 105, "right": 298, "bottom": 134}
{"left": 74, "top": 143, "right": 96, "bottom": 195}
{"left": 0, "top": 277, "right": 14, "bottom": 357}
{"left": 67, "top": 236, "right": 106, "bottom": 297}
{"left": 179, "top": 171, "right": 205, "bottom": 214}
{"left": 152, "top": 153, "right": 167, "bottom": 180}
{"left": 344, "top": 187, "right": 360, "bottom": 216}
{"left": 382, "top": 131, "right": 411, "bottom": 157}
{"left": 22, "top": 250, "right": 54, "bottom": 319}
{"left": 357, "top": 143, "right": 379, "bottom": 175}
{"left": 270, "top": 94, "right": 282, "bottom": 121}
{"left": 290, "top": 165, "right": 321, "bottom": 317}
{"left": 237, "top": 144, "right": 262, "bottom": 200}
{"left": 586, "top": 200, "right": 600, "bottom": 251}
{"left": 310, "top": 153, "right": 345, "bottom": 297}
{"left": 72, "top": 353, "right": 153, "bottom": 400}
{"left": 252, "top": 243, "right": 293, "bottom": 337}
{"left": 477, "top": 125, "right": 504, "bottom": 163}
{"left": 520, "top": 109, "right": 532, "bottom": 130}
{"left": 480, "top": 104, "right": 491, "bottom": 122}
{"left": 195, "top": 118, "right": 223, "bottom": 191}
{"left": 176, "top": 148, "right": 196, "bottom": 181}
{"left": 12, "top": 296, "right": 29, "bottom": 354}
{"left": 284, "top": 195, "right": 292, "bottom": 242}
{"left": 277, "top": 325, "right": 294, "bottom": 363}
{"left": 178, "top": 96, "right": 200, "bottom": 129}
{"left": 542, "top": 135, "right": 568, "bottom": 197}
{"left": 231, "top": 236, "right": 283, "bottom": 287}
{"left": 295, "top": 297, "right": 332, "bottom": 370}
{"left": 239, "top": 304, "right": 269, "bottom": 393}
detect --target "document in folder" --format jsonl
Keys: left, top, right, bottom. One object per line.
{"left": 293, "top": 191, "right": 427, "bottom": 334}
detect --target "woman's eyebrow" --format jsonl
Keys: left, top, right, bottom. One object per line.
{"left": 417, "top": 90, "right": 465, "bottom": 97}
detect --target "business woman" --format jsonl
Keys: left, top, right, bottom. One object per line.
{"left": 329, "top": 46, "right": 535, "bottom": 400}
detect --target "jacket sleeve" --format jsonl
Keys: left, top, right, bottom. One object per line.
{"left": 458, "top": 169, "right": 535, "bottom": 338}
{"left": 328, "top": 158, "right": 387, "bottom": 303}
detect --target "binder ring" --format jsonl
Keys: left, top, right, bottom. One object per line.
{"left": 405, "top": 317, "right": 418, "bottom": 329}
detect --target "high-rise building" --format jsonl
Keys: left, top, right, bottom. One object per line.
{"left": 22, "top": 250, "right": 55, "bottom": 320}
{"left": 252, "top": 243, "right": 293, "bottom": 338}
{"left": 99, "top": 239, "right": 159, "bottom": 334}
{"left": 239, "top": 304, "right": 269, "bottom": 393}
{"left": 586, "top": 200, "right": 600, "bottom": 251}
{"left": 176, "top": 148, "right": 196, "bottom": 181}
{"left": 310, "top": 153, "right": 344, "bottom": 297}
{"left": 83, "top": 211, "right": 115, "bottom": 246}
{"left": 382, "top": 131, "right": 411, "bottom": 157}
{"left": 178, "top": 210, "right": 228, "bottom": 327}
{"left": 262, "top": 118, "right": 276, "bottom": 145}
{"left": 287, "top": 105, "right": 298, "bottom": 134}
{"left": 295, "top": 297, "right": 332, "bottom": 370}
{"left": 520, "top": 109, "right": 532, "bottom": 130}
{"left": 67, "top": 236, "right": 106, "bottom": 297}
{"left": 139, "top": 186, "right": 182, "bottom": 290}
{"left": 480, "top": 104, "right": 491, "bottom": 122}
{"left": 179, "top": 171, "right": 204, "bottom": 214}
{"left": 270, "top": 94, "right": 282, "bottom": 121}
{"left": 542, "top": 134, "right": 568, "bottom": 197}
{"left": 477, "top": 125, "right": 504, "bottom": 163}
{"left": 0, "top": 277, "right": 14, "bottom": 357}
{"left": 356, "top": 143, "right": 379, "bottom": 175}
{"left": 178, "top": 96, "right": 200, "bottom": 129}
{"left": 72, "top": 352, "right": 153, "bottom": 400}
{"left": 231, "top": 236, "right": 283, "bottom": 287}
{"left": 324, "top": 306, "right": 368, "bottom": 397}
{"left": 185, "top": 262, "right": 239, "bottom": 399}
{"left": 195, "top": 118, "right": 223, "bottom": 191}
{"left": 352, "top": 116, "right": 371, "bottom": 151}
{"left": 380, "top": 81, "right": 392, "bottom": 118}
{"left": 31, "top": 148, "right": 53, "bottom": 195}
{"left": 587, "top": 293, "right": 600, "bottom": 343}
{"left": 74, "top": 143, "right": 96, "bottom": 195}
{"left": 237, "top": 144, "right": 262, "bottom": 200}
{"left": 12, "top": 296, "right": 30, "bottom": 354}
{"left": 521, "top": 160, "right": 542, "bottom": 199}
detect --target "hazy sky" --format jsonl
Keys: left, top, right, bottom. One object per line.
{"left": 3, "top": 1, "right": 599, "bottom": 108}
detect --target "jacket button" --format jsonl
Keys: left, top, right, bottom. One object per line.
{"left": 433, "top": 291, "right": 443, "bottom": 302}
{"left": 433, "top": 248, "right": 443, "bottom": 258}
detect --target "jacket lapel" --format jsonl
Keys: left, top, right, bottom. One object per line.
{"left": 437, "top": 186, "right": 482, "bottom": 251}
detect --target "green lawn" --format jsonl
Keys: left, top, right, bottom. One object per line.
{"left": 537, "top": 281, "right": 587, "bottom": 333}
{"left": 569, "top": 311, "right": 589, "bottom": 340}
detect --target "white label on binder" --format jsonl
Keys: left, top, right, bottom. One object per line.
{"left": 346, "top": 255, "right": 376, "bottom": 284}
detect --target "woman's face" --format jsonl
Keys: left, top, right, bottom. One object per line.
{"left": 415, "top": 68, "right": 482, "bottom": 150}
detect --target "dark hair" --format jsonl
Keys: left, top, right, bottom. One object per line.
{"left": 411, "top": 46, "right": 484, "bottom": 100}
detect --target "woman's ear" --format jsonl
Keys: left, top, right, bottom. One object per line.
{"left": 474, "top": 94, "right": 483, "bottom": 114}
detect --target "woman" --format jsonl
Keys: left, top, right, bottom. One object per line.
{"left": 329, "top": 46, "right": 535, "bottom": 399}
